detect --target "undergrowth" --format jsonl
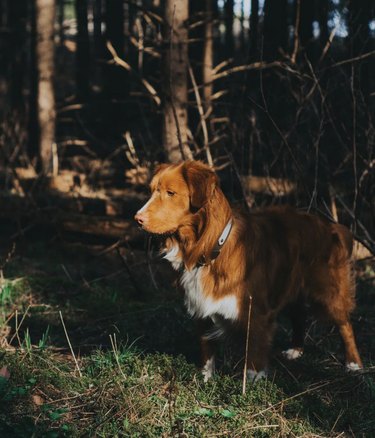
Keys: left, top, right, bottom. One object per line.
{"left": 0, "top": 239, "right": 374, "bottom": 437}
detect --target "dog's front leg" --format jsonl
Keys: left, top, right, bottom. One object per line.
{"left": 197, "top": 318, "right": 217, "bottom": 382}
{"left": 245, "top": 312, "right": 276, "bottom": 382}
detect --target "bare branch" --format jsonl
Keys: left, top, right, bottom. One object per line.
{"left": 106, "top": 41, "right": 161, "bottom": 106}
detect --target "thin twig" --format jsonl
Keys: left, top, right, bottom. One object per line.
{"left": 242, "top": 295, "right": 253, "bottom": 395}
{"left": 59, "top": 311, "right": 82, "bottom": 378}
{"left": 318, "top": 24, "right": 338, "bottom": 64}
{"left": 188, "top": 64, "right": 213, "bottom": 167}
{"left": 106, "top": 41, "right": 161, "bottom": 106}
{"left": 212, "top": 60, "right": 282, "bottom": 82}
{"left": 116, "top": 247, "right": 143, "bottom": 296}
{"left": 328, "top": 50, "right": 375, "bottom": 69}
{"left": 291, "top": 0, "right": 300, "bottom": 64}
{"left": 351, "top": 64, "right": 358, "bottom": 231}
{"left": 146, "top": 236, "right": 159, "bottom": 291}
{"left": 109, "top": 333, "right": 127, "bottom": 380}
{"left": 258, "top": 47, "right": 312, "bottom": 199}
{"left": 9, "top": 305, "right": 31, "bottom": 346}
{"left": 335, "top": 195, "right": 375, "bottom": 252}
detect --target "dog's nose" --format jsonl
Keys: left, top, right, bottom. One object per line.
{"left": 135, "top": 212, "right": 145, "bottom": 225}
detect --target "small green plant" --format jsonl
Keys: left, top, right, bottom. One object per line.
{"left": 42, "top": 405, "right": 68, "bottom": 421}
{"left": 0, "top": 281, "right": 13, "bottom": 305}
{"left": 38, "top": 325, "right": 50, "bottom": 350}
{"left": 21, "top": 326, "right": 50, "bottom": 354}
{"left": 23, "top": 328, "right": 32, "bottom": 354}
{"left": 2, "top": 378, "right": 36, "bottom": 402}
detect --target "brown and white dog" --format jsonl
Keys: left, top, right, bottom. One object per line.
{"left": 135, "top": 160, "right": 362, "bottom": 381}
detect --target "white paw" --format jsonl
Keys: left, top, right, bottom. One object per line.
{"left": 202, "top": 357, "right": 215, "bottom": 382}
{"left": 346, "top": 362, "right": 361, "bottom": 372}
{"left": 282, "top": 348, "right": 303, "bottom": 360}
{"left": 247, "top": 369, "right": 267, "bottom": 382}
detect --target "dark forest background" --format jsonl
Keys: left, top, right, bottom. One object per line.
{"left": 0, "top": 0, "right": 374, "bottom": 254}
{"left": 0, "top": 2, "right": 375, "bottom": 435}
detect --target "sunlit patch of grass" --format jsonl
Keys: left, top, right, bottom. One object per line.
{"left": 0, "top": 278, "right": 30, "bottom": 306}
{"left": 2, "top": 339, "right": 375, "bottom": 437}
{"left": 0, "top": 347, "right": 326, "bottom": 437}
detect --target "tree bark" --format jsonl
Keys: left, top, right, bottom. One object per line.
{"left": 75, "top": 0, "right": 90, "bottom": 100}
{"left": 93, "top": 0, "right": 103, "bottom": 58}
{"left": 189, "top": 0, "right": 204, "bottom": 85}
{"left": 249, "top": 0, "right": 259, "bottom": 60}
{"left": 298, "top": 0, "right": 314, "bottom": 61}
{"left": 163, "top": 0, "right": 192, "bottom": 162}
{"left": 224, "top": 0, "right": 234, "bottom": 55}
{"left": 104, "top": 0, "right": 128, "bottom": 98}
{"left": 263, "top": 0, "right": 287, "bottom": 60}
{"left": 36, "top": 0, "right": 56, "bottom": 175}
{"left": 28, "top": 0, "right": 39, "bottom": 159}
{"left": 58, "top": 0, "right": 64, "bottom": 45}
{"left": 348, "top": 0, "right": 372, "bottom": 99}
{"left": 203, "top": 0, "right": 213, "bottom": 109}
{"left": 318, "top": 0, "right": 329, "bottom": 50}
{"left": 8, "top": 0, "right": 27, "bottom": 108}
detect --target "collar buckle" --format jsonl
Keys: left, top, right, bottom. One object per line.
{"left": 197, "top": 218, "right": 233, "bottom": 266}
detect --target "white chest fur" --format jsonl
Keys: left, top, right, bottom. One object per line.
{"left": 181, "top": 266, "right": 239, "bottom": 321}
{"left": 163, "top": 244, "right": 183, "bottom": 270}
{"left": 164, "top": 244, "right": 239, "bottom": 321}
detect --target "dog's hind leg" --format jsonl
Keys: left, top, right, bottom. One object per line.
{"left": 282, "top": 298, "right": 306, "bottom": 360}
{"left": 338, "top": 321, "right": 363, "bottom": 370}
{"left": 317, "top": 261, "right": 362, "bottom": 370}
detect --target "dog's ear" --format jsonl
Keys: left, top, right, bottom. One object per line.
{"left": 153, "top": 163, "right": 170, "bottom": 176}
{"left": 183, "top": 161, "right": 218, "bottom": 209}
{"left": 150, "top": 163, "right": 170, "bottom": 191}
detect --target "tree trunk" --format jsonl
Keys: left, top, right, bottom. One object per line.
{"left": 8, "top": 0, "right": 27, "bottom": 108}
{"left": 348, "top": 0, "right": 372, "bottom": 99}
{"left": 75, "top": 0, "right": 90, "bottom": 100}
{"left": 163, "top": 0, "right": 192, "bottom": 162}
{"left": 249, "top": 0, "right": 259, "bottom": 60}
{"left": 298, "top": 0, "right": 314, "bottom": 61}
{"left": 36, "top": 0, "right": 56, "bottom": 175}
{"left": 348, "top": 0, "right": 371, "bottom": 56}
{"left": 203, "top": 0, "right": 213, "bottom": 109}
{"left": 189, "top": 0, "right": 204, "bottom": 85}
{"left": 104, "top": 0, "right": 128, "bottom": 98}
{"left": 28, "top": 0, "right": 39, "bottom": 160}
{"left": 58, "top": 0, "right": 64, "bottom": 45}
{"left": 318, "top": 0, "right": 329, "bottom": 50}
{"left": 224, "top": 0, "right": 234, "bottom": 55}
{"left": 93, "top": 0, "right": 103, "bottom": 58}
{"left": 263, "top": 0, "right": 287, "bottom": 60}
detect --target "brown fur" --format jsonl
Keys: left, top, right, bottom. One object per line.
{"left": 135, "top": 161, "right": 362, "bottom": 374}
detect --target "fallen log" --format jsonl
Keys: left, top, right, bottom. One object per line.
{"left": 240, "top": 175, "right": 297, "bottom": 196}
{"left": 0, "top": 193, "right": 143, "bottom": 241}
{"left": 59, "top": 212, "right": 142, "bottom": 240}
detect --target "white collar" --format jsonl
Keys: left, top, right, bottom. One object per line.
{"left": 218, "top": 218, "right": 233, "bottom": 246}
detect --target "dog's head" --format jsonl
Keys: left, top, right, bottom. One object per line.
{"left": 134, "top": 160, "right": 218, "bottom": 234}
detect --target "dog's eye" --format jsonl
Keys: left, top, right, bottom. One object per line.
{"left": 166, "top": 190, "right": 175, "bottom": 197}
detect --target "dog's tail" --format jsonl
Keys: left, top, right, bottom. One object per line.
{"left": 331, "top": 223, "right": 353, "bottom": 264}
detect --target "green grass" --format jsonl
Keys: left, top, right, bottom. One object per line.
{"left": 0, "top": 239, "right": 374, "bottom": 437}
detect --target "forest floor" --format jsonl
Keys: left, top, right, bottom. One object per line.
{"left": 0, "top": 230, "right": 374, "bottom": 437}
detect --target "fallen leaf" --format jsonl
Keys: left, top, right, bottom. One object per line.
{"left": 32, "top": 394, "right": 44, "bottom": 406}
{"left": 0, "top": 366, "right": 10, "bottom": 379}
